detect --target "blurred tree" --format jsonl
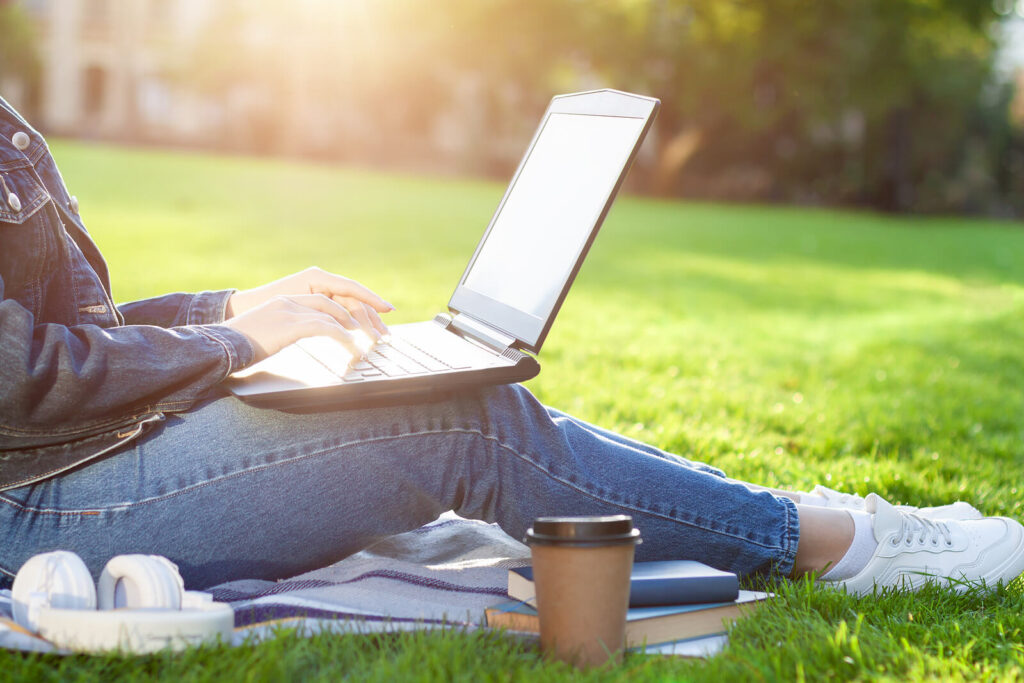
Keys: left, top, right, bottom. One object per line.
{"left": 574, "top": 0, "right": 1005, "bottom": 211}
{"left": 394, "top": 0, "right": 1012, "bottom": 212}
{"left": 170, "top": 0, "right": 1017, "bottom": 215}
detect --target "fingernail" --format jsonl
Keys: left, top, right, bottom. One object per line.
{"left": 383, "top": 301, "right": 396, "bottom": 311}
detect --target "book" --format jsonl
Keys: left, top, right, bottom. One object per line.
{"left": 484, "top": 590, "right": 769, "bottom": 647}
{"left": 507, "top": 560, "right": 739, "bottom": 608}
{"left": 635, "top": 633, "right": 729, "bottom": 658}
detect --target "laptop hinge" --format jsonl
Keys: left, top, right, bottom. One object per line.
{"left": 446, "top": 313, "right": 517, "bottom": 354}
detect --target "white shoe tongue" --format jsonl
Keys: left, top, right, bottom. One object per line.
{"left": 811, "top": 485, "right": 837, "bottom": 498}
{"left": 865, "top": 493, "right": 902, "bottom": 543}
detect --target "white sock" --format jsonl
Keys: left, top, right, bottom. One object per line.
{"left": 799, "top": 493, "right": 828, "bottom": 507}
{"left": 820, "top": 510, "right": 877, "bottom": 581}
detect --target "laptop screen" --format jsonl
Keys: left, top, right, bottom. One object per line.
{"left": 459, "top": 111, "right": 647, "bottom": 326}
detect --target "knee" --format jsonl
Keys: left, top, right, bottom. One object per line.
{"left": 479, "top": 383, "right": 545, "bottom": 417}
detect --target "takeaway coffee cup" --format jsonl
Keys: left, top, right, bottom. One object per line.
{"left": 524, "top": 515, "right": 641, "bottom": 668}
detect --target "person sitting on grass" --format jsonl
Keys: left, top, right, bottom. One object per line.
{"left": 1, "top": 95, "right": 1022, "bottom": 597}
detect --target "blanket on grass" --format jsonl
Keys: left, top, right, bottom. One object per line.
{"left": 0, "top": 513, "right": 531, "bottom": 653}
{"left": 0, "top": 514, "right": 727, "bottom": 657}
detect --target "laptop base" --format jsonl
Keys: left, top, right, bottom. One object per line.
{"left": 225, "top": 319, "right": 540, "bottom": 412}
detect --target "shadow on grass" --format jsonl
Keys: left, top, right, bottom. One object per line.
{"left": 607, "top": 200, "right": 1024, "bottom": 288}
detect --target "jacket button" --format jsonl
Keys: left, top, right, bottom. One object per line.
{"left": 7, "top": 192, "right": 21, "bottom": 212}
{"left": 11, "top": 131, "right": 30, "bottom": 151}
{"left": 69, "top": 195, "right": 79, "bottom": 214}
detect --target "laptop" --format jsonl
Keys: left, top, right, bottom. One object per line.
{"left": 225, "top": 89, "right": 660, "bottom": 410}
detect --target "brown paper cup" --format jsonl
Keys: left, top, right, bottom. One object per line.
{"left": 525, "top": 516, "right": 640, "bottom": 668}
{"left": 531, "top": 543, "right": 635, "bottom": 667}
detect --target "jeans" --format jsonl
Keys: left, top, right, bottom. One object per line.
{"left": 0, "top": 385, "right": 799, "bottom": 589}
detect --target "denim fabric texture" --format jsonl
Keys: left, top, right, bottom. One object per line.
{"left": 0, "top": 97, "right": 799, "bottom": 589}
{"left": 0, "top": 386, "right": 799, "bottom": 589}
{"left": 0, "top": 97, "right": 254, "bottom": 490}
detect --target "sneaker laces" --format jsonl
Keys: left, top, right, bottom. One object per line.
{"left": 892, "top": 511, "right": 953, "bottom": 548}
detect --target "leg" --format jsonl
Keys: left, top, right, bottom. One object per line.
{"left": 541, "top": 405, "right": 728, "bottom": 477}
{"left": 745, "top": 483, "right": 802, "bottom": 503}
{"left": 791, "top": 506, "right": 854, "bottom": 576}
{"left": 0, "top": 385, "right": 800, "bottom": 588}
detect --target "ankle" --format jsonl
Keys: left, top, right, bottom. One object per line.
{"left": 819, "top": 510, "right": 876, "bottom": 581}
{"left": 791, "top": 505, "right": 856, "bottom": 576}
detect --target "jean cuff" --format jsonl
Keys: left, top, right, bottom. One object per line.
{"left": 773, "top": 494, "right": 801, "bottom": 577}
{"left": 197, "top": 324, "right": 256, "bottom": 373}
{"left": 186, "top": 290, "right": 237, "bottom": 325}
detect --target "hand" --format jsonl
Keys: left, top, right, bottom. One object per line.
{"left": 224, "top": 267, "right": 394, "bottom": 361}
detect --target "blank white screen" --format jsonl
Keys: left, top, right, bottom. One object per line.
{"left": 463, "top": 113, "right": 644, "bottom": 319}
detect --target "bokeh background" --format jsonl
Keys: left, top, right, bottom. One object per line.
{"left": 1, "top": 0, "right": 1023, "bottom": 217}
{"left": 5, "top": 6, "right": 1024, "bottom": 679}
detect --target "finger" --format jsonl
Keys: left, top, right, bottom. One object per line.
{"left": 362, "top": 302, "right": 390, "bottom": 336}
{"left": 334, "top": 296, "right": 389, "bottom": 339}
{"left": 283, "top": 294, "right": 360, "bottom": 331}
{"left": 330, "top": 295, "right": 378, "bottom": 339}
{"left": 345, "top": 300, "right": 383, "bottom": 342}
{"left": 307, "top": 270, "right": 395, "bottom": 312}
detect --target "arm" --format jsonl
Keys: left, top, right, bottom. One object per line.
{"left": 119, "top": 267, "right": 395, "bottom": 339}
{"left": 117, "top": 290, "right": 235, "bottom": 327}
{"left": 0, "top": 291, "right": 255, "bottom": 449}
{"left": 1, "top": 267, "right": 393, "bottom": 448}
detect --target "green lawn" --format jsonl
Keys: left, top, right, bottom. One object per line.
{"left": 6, "top": 140, "right": 1024, "bottom": 680}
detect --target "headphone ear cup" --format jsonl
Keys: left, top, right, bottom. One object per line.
{"left": 11, "top": 551, "right": 97, "bottom": 632}
{"left": 97, "top": 555, "right": 185, "bottom": 610}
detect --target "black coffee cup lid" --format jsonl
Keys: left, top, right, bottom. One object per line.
{"left": 524, "top": 515, "right": 641, "bottom": 547}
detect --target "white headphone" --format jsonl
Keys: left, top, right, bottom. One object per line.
{"left": 10, "top": 551, "right": 233, "bottom": 653}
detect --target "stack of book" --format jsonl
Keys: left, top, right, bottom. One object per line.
{"left": 485, "top": 560, "right": 770, "bottom": 656}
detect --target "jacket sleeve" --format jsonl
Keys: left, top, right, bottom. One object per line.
{"left": 117, "top": 290, "right": 235, "bottom": 327}
{"left": 0, "top": 290, "right": 256, "bottom": 450}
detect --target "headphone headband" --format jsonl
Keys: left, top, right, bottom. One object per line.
{"left": 35, "top": 602, "right": 234, "bottom": 653}
{"left": 11, "top": 551, "right": 233, "bottom": 653}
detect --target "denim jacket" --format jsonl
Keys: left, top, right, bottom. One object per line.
{"left": 0, "top": 97, "right": 255, "bottom": 491}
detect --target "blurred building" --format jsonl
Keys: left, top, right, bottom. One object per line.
{"left": 10, "top": 0, "right": 219, "bottom": 141}
{"left": 3, "top": 0, "right": 537, "bottom": 174}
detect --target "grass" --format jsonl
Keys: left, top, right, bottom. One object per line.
{"left": 4, "top": 139, "right": 1024, "bottom": 680}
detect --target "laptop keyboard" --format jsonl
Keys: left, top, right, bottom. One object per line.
{"left": 296, "top": 324, "right": 502, "bottom": 383}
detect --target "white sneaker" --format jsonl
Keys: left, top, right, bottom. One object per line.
{"left": 830, "top": 494, "right": 1024, "bottom": 595}
{"left": 804, "top": 485, "right": 983, "bottom": 520}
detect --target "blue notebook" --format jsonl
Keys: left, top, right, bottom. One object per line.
{"left": 485, "top": 590, "right": 770, "bottom": 646}
{"left": 507, "top": 560, "right": 739, "bottom": 608}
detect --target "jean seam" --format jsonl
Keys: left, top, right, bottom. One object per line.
{"left": 185, "top": 294, "right": 199, "bottom": 326}
{"left": 194, "top": 327, "right": 236, "bottom": 376}
{"left": 0, "top": 431, "right": 451, "bottom": 515}
{"left": 776, "top": 495, "right": 800, "bottom": 576}
{"left": 480, "top": 434, "right": 792, "bottom": 553}
{"left": 217, "top": 289, "right": 236, "bottom": 323}
{"left": 0, "top": 427, "right": 796, "bottom": 556}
